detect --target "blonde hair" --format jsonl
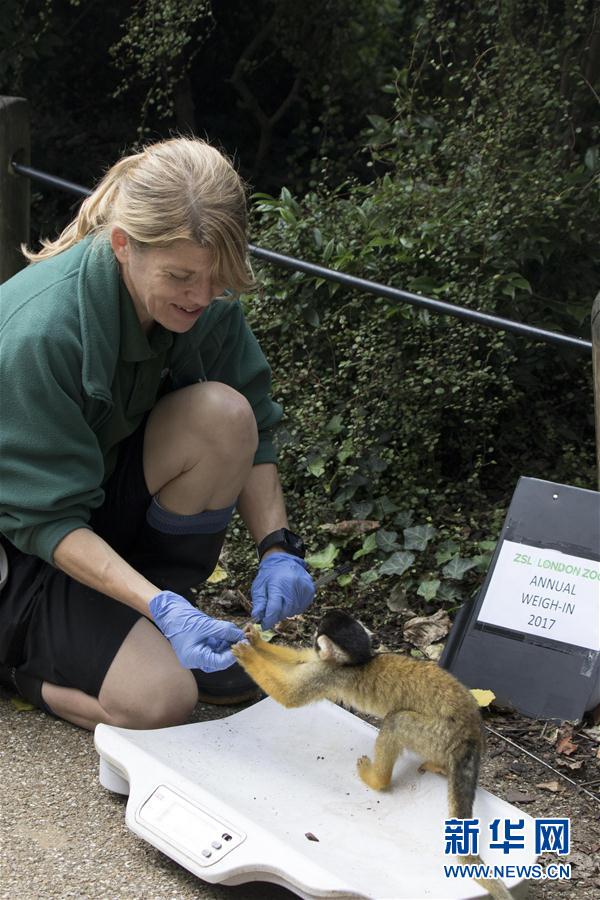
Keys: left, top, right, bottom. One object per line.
{"left": 23, "top": 137, "right": 253, "bottom": 292}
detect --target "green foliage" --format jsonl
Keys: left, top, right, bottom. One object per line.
{"left": 243, "top": 0, "right": 598, "bottom": 607}
{"left": 110, "top": 0, "right": 214, "bottom": 132}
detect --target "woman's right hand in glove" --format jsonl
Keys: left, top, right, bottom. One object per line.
{"left": 149, "top": 590, "right": 244, "bottom": 672}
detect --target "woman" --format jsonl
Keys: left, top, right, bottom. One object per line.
{"left": 0, "top": 137, "right": 314, "bottom": 731}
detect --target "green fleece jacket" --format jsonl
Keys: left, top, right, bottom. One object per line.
{"left": 0, "top": 236, "right": 282, "bottom": 563}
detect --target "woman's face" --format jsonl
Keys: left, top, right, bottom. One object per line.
{"left": 110, "top": 228, "right": 225, "bottom": 333}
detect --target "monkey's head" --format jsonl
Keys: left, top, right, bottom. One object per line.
{"left": 314, "top": 609, "right": 374, "bottom": 666}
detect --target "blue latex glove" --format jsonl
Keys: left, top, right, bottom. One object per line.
{"left": 251, "top": 552, "right": 315, "bottom": 629}
{"left": 149, "top": 590, "right": 244, "bottom": 672}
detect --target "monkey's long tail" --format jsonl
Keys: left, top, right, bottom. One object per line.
{"left": 449, "top": 743, "right": 513, "bottom": 899}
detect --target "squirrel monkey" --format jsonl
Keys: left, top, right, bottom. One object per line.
{"left": 233, "top": 609, "right": 512, "bottom": 900}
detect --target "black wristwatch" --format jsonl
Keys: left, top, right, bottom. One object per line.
{"left": 257, "top": 528, "right": 306, "bottom": 561}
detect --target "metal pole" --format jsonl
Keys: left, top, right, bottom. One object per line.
{"left": 0, "top": 97, "right": 30, "bottom": 283}
{"left": 592, "top": 292, "right": 600, "bottom": 490}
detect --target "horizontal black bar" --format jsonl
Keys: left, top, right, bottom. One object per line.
{"left": 12, "top": 160, "right": 593, "bottom": 354}
{"left": 13, "top": 162, "right": 91, "bottom": 198}
{"left": 248, "top": 245, "right": 592, "bottom": 353}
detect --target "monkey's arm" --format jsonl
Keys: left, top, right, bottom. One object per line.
{"left": 233, "top": 641, "right": 327, "bottom": 708}
{"left": 244, "top": 630, "right": 314, "bottom": 664}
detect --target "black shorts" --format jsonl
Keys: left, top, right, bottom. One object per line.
{"left": 0, "top": 419, "right": 226, "bottom": 710}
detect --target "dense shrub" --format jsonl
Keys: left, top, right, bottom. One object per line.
{"left": 235, "top": 0, "right": 598, "bottom": 609}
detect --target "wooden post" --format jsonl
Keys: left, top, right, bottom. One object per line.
{"left": 593, "top": 292, "right": 600, "bottom": 491}
{"left": 0, "top": 96, "right": 30, "bottom": 284}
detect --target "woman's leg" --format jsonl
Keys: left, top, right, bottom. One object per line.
{"left": 37, "top": 382, "right": 259, "bottom": 728}
{"left": 41, "top": 619, "right": 197, "bottom": 731}
{"left": 142, "top": 380, "right": 259, "bottom": 512}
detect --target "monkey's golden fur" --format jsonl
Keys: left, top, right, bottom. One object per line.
{"left": 233, "top": 614, "right": 512, "bottom": 899}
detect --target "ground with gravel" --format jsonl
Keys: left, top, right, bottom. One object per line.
{"left": 2, "top": 679, "right": 598, "bottom": 900}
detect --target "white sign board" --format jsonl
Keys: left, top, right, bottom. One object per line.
{"left": 477, "top": 539, "right": 600, "bottom": 651}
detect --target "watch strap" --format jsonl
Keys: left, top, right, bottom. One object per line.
{"left": 257, "top": 528, "right": 306, "bottom": 561}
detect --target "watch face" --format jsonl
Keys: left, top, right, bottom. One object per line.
{"left": 284, "top": 529, "right": 303, "bottom": 550}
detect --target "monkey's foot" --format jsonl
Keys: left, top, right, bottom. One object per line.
{"left": 356, "top": 755, "right": 389, "bottom": 791}
{"left": 418, "top": 761, "right": 447, "bottom": 776}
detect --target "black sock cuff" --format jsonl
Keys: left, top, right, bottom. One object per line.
{"left": 147, "top": 497, "right": 235, "bottom": 535}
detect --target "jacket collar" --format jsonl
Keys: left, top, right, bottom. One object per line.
{"left": 77, "top": 236, "right": 121, "bottom": 401}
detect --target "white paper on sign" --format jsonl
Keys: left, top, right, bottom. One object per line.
{"left": 477, "top": 539, "right": 600, "bottom": 651}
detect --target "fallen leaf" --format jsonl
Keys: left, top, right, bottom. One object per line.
{"left": 423, "top": 643, "right": 444, "bottom": 661}
{"left": 305, "top": 832, "right": 320, "bottom": 842}
{"left": 251, "top": 623, "right": 276, "bottom": 642}
{"left": 542, "top": 726, "right": 559, "bottom": 745}
{"left": 319, "top": 520, "right": 380, "bottom": 536}
{"left": 274, "top": 617, "right": 305, "bottom": 640}
{"left": 504, "top": 789, "right": 535, "bottom": 804}
{"left": 556, "top": 735, "right": 578, "bottom": 756}
{"left": 403, "top": 609, "right": 451, "bottom": 649}
{"left": 471, "top": 689, "right": 496, "bottom": 708}
{"left": 207, "top": 564, "right": 228, "bottom": 584}
{"left": 537, "top": 781, "right": 563, "bottom": 793}
{"left": 386, "top": 582, "right": 411, "bottom": 612}
{"left": 216, "top": 589, "right": 250, "bottom": 612}
{"left": 11, "top": 698, "right": 35, "bottom": 712}
{"left": 556, "top": 757, "right": 584, "bottom": 771}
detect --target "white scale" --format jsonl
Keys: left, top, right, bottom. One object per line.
{"left": 95, "top": 698, "right": 534, "bottom": 898}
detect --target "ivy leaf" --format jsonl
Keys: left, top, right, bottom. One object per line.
{"left": 360, "top": 568, "right": 381, "bottom": 585}
{"left": 376, "top": 529, "right": 401, "bottom": 552}
{"left": 302, "top": 307, "right": 320, "bottom": 328}
{"left": 442, "top": 556, "right": 479, "bottom": 580}
{"left": 437, "top": 582, "right": 464, "bottom": 603}
{"left": 353, "top": 532, "right": 378, "bottom": 559}
{"left": 473, "top": 552, "right": 493, "bottom": 571}
{"left": 374, "top": 496, "right": 399, "bottom": 517}
{"left": 417, "top": 579, "right": 441, "bottom": 601}
{"left": 403, "top": 524, "right": 437, "bottom": 551}
{"left": 379, "top": 550, "right": 415, "bottom": 576}
{"left": 337, "top": 438, "right": 354, "bottom": 463}
{"left": 351, "top": 500, "right": 374, "bottom": 519}
{"left": 307, "top": 455, "right": 325, "bottom": 477}
{"left": 478, "top": 540, "right": 497, "bottom": 552}
{"left": 394, "top": 509, "right": 414, "bottom": 528}
{"left": 435, "top": 541, "right": 460, "bottom": 565}
{"left": 306, "top": 543, "right": 339, "bottom": 570}
{"left": 326, "top": 414, "right": 344, "bottom": 434}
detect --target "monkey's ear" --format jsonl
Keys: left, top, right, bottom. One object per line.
{"left": 316, "top": 635, "right": 352, "bottom": 664}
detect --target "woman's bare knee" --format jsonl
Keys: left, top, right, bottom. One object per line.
{"left": 143, "top": 382, "right": 258, "bottom": 500}
{"left": 98, "top": 618, "right": 198, "bottom": 729}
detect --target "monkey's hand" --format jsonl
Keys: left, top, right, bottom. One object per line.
{"left": 241, "top": 624, "right": 265, "bottom": 647}
{"left": 232, "top": 639, "right": 256, "bottom": 663}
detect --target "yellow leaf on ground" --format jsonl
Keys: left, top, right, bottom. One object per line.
{"left": 470, "top": 689, "right": 496, "bottom": 708}
{"left": 207, "top": 564, "right": 228, "bottom": 584}
{"left": 11, "top": 697, "right": 35, "bottom": 712}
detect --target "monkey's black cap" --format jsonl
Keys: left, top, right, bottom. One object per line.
{"left": 317, "top": 609, "right": 373, "bottom": 665}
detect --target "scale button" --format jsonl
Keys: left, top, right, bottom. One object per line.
{"left": 211, "top": 841, "right": 222, "bottom": 849}
{"left": 202, "top": 849, "right": 212, "bottom": 858}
